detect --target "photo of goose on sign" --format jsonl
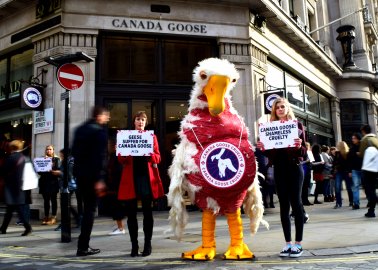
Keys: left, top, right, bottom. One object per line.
{"left": 116, "top": 130, "right": 154, "bottom": 156}
{"left": 258, "top": 120, "right": 299, "bottom": 150}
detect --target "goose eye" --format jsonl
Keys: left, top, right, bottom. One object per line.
{"left": 200, "top": 71, "right": 207, "bottom": 80}
{"left": 232, "top": 78, "right": 237, "bottom": 83}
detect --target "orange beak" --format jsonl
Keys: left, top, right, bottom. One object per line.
{"left": 203, "top": 75, "right": 230, "bottom": 116}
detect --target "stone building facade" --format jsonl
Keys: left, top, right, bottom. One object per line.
{"left": 0, "top": 0, "right": 377, "bottom": 215}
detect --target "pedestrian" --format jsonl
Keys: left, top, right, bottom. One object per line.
{"left": 0, "top": 140, "right": 32, "bottom": 236}
{"left": 72, "top": 106, "right": 110, "bottom": 256}
{"left": 329, "top": 146, "right": 337, "bottom": 201}
{"left": 38, "top": 145, "right": 61, "bottom": 225}
{"left": 302, "top": 142, "right": 314, "bottom": 206}
{"left": 359, "top": 125, "right": 378, "bottom": 218}
{"left": 321, "top": 145, "right": 333, "bottom": 202}
{"left": 255, "top": 145, "right": 274, "bottom": 209}
{"left": 106, "top": 141, "right": 125, "bottom": 236}
{"left": 347, "top": 133, "right": 363, "bottom": 210}
{"left": 117, "top": 111, "right": 165, "bottom": 257}
{"left": 312, "top": 144, "right": 325, "bottom": 204}
{"left": 333, "top": 141, "right": 353, "bottom": 209}
{"left": 256, "top": 97, "right": 307, "bottom": 258}
{"left": 54, "top": 149, "right": 83, "bottom": 231}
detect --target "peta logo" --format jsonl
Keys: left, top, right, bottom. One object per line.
{"left": 23, "top": 87, "right": 42, "bottom": 108}
{"left": 200, "top": 142, "right": 245, "bottom": 188}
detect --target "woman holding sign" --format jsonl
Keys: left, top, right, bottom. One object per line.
{"left": 257, "top": 97, "right": 307, "bottom": 258}
{"left": 38, "top": 145, "right": 61, "bottom": 225}
{"left": 117, "top": 111, "right": 164, "bottom": 257}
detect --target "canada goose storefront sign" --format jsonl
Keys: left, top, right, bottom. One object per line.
{"left": 21, "top": 84, "right": 44, "bottom": 110}
{"left": 200, "top": 142, "right": 245, "bottom": 188}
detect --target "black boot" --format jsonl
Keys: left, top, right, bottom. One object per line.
{"left": 128, "top": 217, "right": 139, "bottom": 257}
{"left": 142, "top": 241, "right": 151, "bottom": 257}
{"left": 142, "top": 215, "right": 153, "bottom": 257}
{"left": 130, "top": 242, "right": 139, "bottom": 257}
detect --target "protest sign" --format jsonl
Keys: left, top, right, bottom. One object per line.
{"left": 33, "top": 157, "right": 52, "bottom": 172}
{"left": 258, "top": 120, "right": 299, "bottom": 150}
{"left": 116, "top": 130, "right": 154, "bottom": 156}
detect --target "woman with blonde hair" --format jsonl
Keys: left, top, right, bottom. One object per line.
{"left": 0, "top": 140, "right": 32, "bottom": 236}
{"left": 257, "top": 97, "right": 307, "bottom": 258}
{"left": 333, "top": 141, "right": 353, "bottom": 209}
{"left": 38, "top": 145, "right": 61, "bottom": 225}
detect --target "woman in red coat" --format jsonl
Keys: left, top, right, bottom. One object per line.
{"left": 117, "top": 111, "right": 164, "bottom": 257}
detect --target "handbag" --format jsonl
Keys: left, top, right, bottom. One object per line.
{"left": 362, "top": 139, "right": 378, "bottom": 172}
{"left": 22, "top": 161, "right": 39, "bottom": 190}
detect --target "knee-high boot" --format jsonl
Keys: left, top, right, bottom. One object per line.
{"left": 142, "top": 217, "right": 153, "bottom": 256}
{"left": 127, "top": 218, "right": 139, "bottom": 257}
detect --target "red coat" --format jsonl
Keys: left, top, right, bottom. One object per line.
{"left": 117, "top": 134, "right": 164, "bottom": 200}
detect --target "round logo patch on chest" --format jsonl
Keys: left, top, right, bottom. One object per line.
{"left": 200, "top": 142, "right": 245, "bottom": 188}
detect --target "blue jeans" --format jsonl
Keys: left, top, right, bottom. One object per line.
{"left": 335, "top": 171, "right": 352, "bottom": 206}
{"left": 351, "top": 170, "right": 361, "bottom": 206}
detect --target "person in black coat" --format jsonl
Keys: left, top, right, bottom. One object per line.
{"left": 38, "top": 145, "right": 61, "bottom": 225}
{"left": 0, "top": 140, "right": 32, "bottom": 236}
{"left": 72, "top": 106, "right": 109, "bottom": 257}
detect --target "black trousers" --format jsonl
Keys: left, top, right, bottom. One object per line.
{"left": 363, "top": 170, "right": 378, "bottom": 213}
{"left": 77, "top": 188, "right": 97, "bottom": 251}
{"left": 1, "top": 204, "right": 31, "bottom": 232}
{"left": 41, "top": 192, "right": 58, "bottom": 217}
{"left": 124, "top": 197, "right": 153, "bottom": 245}
{"left": 274, "top": 162, "right": 304, "bottom": 242}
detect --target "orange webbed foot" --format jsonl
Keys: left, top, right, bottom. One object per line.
{"left": 182, "top": 246, "right": 216, "bottom": 261}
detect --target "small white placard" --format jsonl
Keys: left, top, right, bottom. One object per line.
{"left": 116, "top": 130, "right": 154, "bottom": 156}
{"left": 258, "top": 120, "right": 299, "bottom": 150}
{"left": 33, "top": 157, "right": 52, "bottom": 172}
{"left": 33, "top": 108, "right": 54, "bottom": 134}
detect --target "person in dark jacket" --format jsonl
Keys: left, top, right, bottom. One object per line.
{"left": 257, "top": 97, "right": 307, "bottom": 258}
{"left": 0, "top": 140, "right": 32, "bottom": 236}
{"left": 347, "top": 133, "right": 362, "bottom": 210}
{"left": 38, "top": 145, "right": 61, "bottom": 225}
{"left": 72, "top": 106, "right": 110, "bottom": 256}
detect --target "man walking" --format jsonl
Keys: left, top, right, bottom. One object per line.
{"left": 72, "top": 106, "right": 110, "bottom": 256}
{"left": 359, "top": 125, "right": 378, "bottom": 218}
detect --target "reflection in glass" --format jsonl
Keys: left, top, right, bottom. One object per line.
{"left": 304, "top": 85, "right": 319, "bottom": 115}
{"left": 267, "top": 63, "right": 284, "bottom": 90}
{"left": 319, "top": 94, "right": 331, "bottom": 120}
{"left": 285, "top": 74, "right": 304, "bottom": 109}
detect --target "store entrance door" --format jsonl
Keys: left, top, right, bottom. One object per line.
{"left": 105, "top": 98, "right": 188, "bottom": 200}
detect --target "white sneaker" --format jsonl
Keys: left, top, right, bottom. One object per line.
{"left": 108, "top": 228, "right": 126, "bottom": 235}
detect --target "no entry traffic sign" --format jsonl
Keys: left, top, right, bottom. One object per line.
{"left": 57, "top": 63, "right": 84, "bottom": 90}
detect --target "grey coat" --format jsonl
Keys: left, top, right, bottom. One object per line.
{"left": 1, "top": 151, "right": 26, "bottom": 205}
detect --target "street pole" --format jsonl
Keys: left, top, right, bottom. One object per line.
{"left": 61, "top": 90, "right": 71, "bottom": 242}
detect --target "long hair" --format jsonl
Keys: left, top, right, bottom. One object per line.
{"left": 336, "top": 141, "right": 349, "bottom": 159}
{"left": 270, "top": 97, "right": 296, "bottom": 121}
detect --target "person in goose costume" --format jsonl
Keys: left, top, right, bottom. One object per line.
{"left": 168, "top": 58, "right": 267, "bottom": 260}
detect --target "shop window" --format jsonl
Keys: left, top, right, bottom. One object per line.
{"left": 304, "top": 85, "right": 319, "bottom": 116}
{"left": 319, "top": 94, "right": 331, "bottom": 121}
{"left": 340, "top": 100, "right": 367, "bottom": 124}
{"left": 9, "top": 49, "right": 33, "bottom": 98}
{"left": 285, "top": 73, "right": 304, "bottom": 110}
{"left": 100, "top": 34, "right": 216, "bottom": 84}
{"left": 266, "top": 63, "right": 284, "bottom": 90}
{"left": 102, "top": 36, "right": 157, "bottom": 83}
{"left": 163, "top": 39, "right": 214, "bottom": 84}
{"left": 0, "top": 59, "right": 6, "bottom": 101}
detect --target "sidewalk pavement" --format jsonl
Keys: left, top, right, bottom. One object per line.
{"left": 0, "top": 193, "right": 377, "bottom": 262}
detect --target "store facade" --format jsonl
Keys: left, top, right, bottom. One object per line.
{"left": 1, "top": 0, "right": 377, "bottom": 214}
